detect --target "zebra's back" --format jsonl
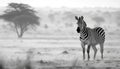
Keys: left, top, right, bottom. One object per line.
{"left": 92, "top": 27, "right": 105, "bottom": 44}
{"left": 77, "top": 27, "right": 105, "bottom": 45}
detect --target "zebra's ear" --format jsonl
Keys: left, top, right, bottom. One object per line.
{"left": 75, "top": 16, "right": 79, "bottom": 20}
{"left": 81, "top": 16, "right": 84, "bottom": 19}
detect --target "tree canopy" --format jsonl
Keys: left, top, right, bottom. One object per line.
{"left": 0, "top": 3, "right": 40, "bottom": 38}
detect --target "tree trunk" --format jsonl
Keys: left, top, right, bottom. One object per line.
{"left": 15, "top": 27, "right": 24, "bottom": 38}
{"left": 18, "top": 33, "right": 23, "bottom": 38}
{"left": 18, "top": 29, "right": 24, "bottom": 38}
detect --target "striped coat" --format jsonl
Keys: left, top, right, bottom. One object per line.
{"left": 75, "top": 16, "right": 105, "bottom": 60}
{"left": 77, "top": 27, "right": 105, "bottom": 45}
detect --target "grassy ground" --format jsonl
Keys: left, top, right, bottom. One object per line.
{"left": 0, "top": 34, "right": 120, "bottom": 69}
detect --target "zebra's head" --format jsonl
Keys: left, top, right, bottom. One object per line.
{"left": 75, "top": 16, "right": 87, "bottom": 33}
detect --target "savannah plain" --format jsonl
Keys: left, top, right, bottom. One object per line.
{"left": 0, "top": 7, "right": 120, "bottom": 69}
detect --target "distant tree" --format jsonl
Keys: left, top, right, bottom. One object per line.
{"left": 115, "top": 11, "right": 120, "bottom": 27}
{"left": 48, "top": 13, "right": 55, "bottom": 22}
{"left": 92, "top": 16, "right": 105, "bottom": 27}
{"left": 117, "top": 17, "right": 120, "bottom": 26}
{"left": 0, "top": 3, "right": 40, "bottom": 38}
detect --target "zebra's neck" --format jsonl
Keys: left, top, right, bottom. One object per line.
{"left": 80, "top": 27, "right": 89, "bottom": 40}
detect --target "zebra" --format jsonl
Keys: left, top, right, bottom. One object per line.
{"left": 75, "top": 16, "right": 105, "bottom": 60}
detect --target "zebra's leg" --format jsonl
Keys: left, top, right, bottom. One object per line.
{"left": 100, "top": 43, "right": 104, "bottom": 59}
{"left": 92, "top": 45, "right": 97, "bottom": 60}
{"left": 81, "top": 43, "right": 85, "bottom": 60}
{"left": 87, "top": 45, "right": 91, "bottom": 60}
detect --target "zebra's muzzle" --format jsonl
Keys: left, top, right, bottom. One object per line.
{"left": 76, "top": 27, "right": 80, "bottom": 33}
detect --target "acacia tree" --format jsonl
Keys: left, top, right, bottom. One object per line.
{"left": 0, "top": 3, "right": 40, "bottom": 38}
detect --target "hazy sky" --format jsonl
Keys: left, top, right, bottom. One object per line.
{"left": 0, "top": 0, "right": 120, "bottom": 8}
